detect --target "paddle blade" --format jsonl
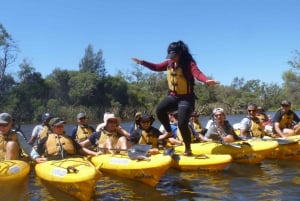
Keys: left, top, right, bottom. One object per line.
{"left": 276, "top": 138, "right": 298, "bottom": 145}
{"left": 128, "top": 144, "right": 152, "bottom": 160}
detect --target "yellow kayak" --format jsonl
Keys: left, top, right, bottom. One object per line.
{"left": 171, "top": 154, "right": 232, "bottom": 171}
{"left": 175, "top": 140, "right": 278, "bottom": 164}
{"left": 91, "top": 153, "right": 172, "bottom": 187}
{"left": 266, "top": 135, "right": 300, "bottom": 160}
{"left": 0, "top": 160, "right": 30, "bottom": 200}
{"left": 35, "top": 157, "right": 101, "bottom": 201}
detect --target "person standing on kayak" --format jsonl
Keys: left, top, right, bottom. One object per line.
{"left": 132, "top": 40, "right": 219, "bottom": 155}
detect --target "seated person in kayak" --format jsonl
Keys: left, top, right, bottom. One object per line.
{"left": 37, "top": 117, "right": 95, "bottom": 159}
{"left": 189, "top": 111, "right": 205, "bottom": 141}
{"left": 129, "top": 112, "right": 142, "bottom": 134}
{"left": 159, "top": 111, "right": 184, "bottom": 145}
{"left": 81, "top": 113, "right": 127, "bottom": 154}
{"left": 28, "top": 112, "right": 52, "bottom": 146}
{"left": 68, "top": 112, "right": 95, "bottom": 143}
{"left": 0, "top": 112, "right": 46, "bottom": 163}
{"left": 128, "top": 113, "right": 164, "bottom": 154}
{"left": 272, "top": 100, "right": 300, "bottom": 137}
{"left": 204, "top": 108, "right": 240, "bottom": 142}
{"left": 239, "top": 103, "right": 266, "bottom": 139}
{"left": 95, "top": 112, "right": 130, "bottom": 139}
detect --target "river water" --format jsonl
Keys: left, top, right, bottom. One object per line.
{"left": 12, "top": 112, "right": 300, "bottom": 201}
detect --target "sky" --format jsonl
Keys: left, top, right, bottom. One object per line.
{"left": 1, "top": 0, "right": 300, "bottom": 86}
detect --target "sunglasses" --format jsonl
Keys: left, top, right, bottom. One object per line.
{"left": 141, "top": 120, "right": 151, "bottom": 124}
{"left": 248, "top": 110, "right": 256, "bottom": 113}
{"left": 281, "top": 104, "right": 290, "bottom": 107}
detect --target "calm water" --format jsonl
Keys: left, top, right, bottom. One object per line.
{"left": 12, "top": 113, "right": 300, "bottom": 201}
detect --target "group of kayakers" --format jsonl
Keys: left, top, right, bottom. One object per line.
{"left": 1, "top": 40, "right": 300, "bottom": 163}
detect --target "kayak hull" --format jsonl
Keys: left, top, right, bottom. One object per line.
{"left": 175, "top": 140, "right": 278, "bottom": 164}
{"left": 35, "top": 157, "right": 101, "bottom": 201}
{"left": 171, "top": 154, "right": 232, "bottom": 171}
{"left": 91, "top": 153, "right": 172, "bottom": 187}
{"left": 0, "top": 160, "right": 30, "bottom": 200}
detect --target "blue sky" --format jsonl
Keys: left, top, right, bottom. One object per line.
{"left": 1, "top": 0, "right": 299, "bottom": 86}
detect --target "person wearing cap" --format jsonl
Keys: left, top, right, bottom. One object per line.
{"left": 28, "top": 113, "right": 52, "bottom": 146}
{"left": 0, "top": 112, "right": 46, "bottom": 162}
{"left": 69, "top": 113, "right": 95, "bottom": 143}
{"left": 132, "top": 40, "right": 219, "bottom": 156}
{"left": 272, "top": 100, "right": 300, "bottom": 137}
{"left": 36, "top": 117, "right": 95, "bottom": 159}
{"left": 239, "top": 103, "right": 266, "bottom": 139}
{"left": 204, "top": 108, "right": 240, "bottom": 142}
{"left": 129, "top": 112, "right": 142, "bottom": 134}
{"left": 80, "top": 113, "right": 126, "bottom": 154}
{"left": 128, "top": 113, "right": 164, "bottom": 154}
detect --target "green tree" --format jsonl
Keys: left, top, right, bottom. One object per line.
{"left": 0, "top": 23, "right": 18, "bottom": 107}
{"left": 79, "top": 44, "right": 106, "bottom": 77}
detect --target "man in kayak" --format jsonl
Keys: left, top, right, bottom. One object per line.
{"left": 239, "top": 103, "right": 266, "bottom": 139}
{"left": 28, "top": 112, "right": 52, "bottom": 146}
{"left": 204, "top": 108, "right": 240, "bottom": 142}
{"left": 69, "top": 112, "right": 95, "bottom": 143}
{"left": 0, "top": 112, "right": 46, "bottom": 162}
{"left": 37, "top": 117, "right": 96, "bottom": 159}
{"left": 273, "top": 100, "right": 300, "bottom": 137}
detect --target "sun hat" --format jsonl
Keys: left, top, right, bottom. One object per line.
{"left": 49, "top": 117, "right": 66, "bottom": 127}
{"left": 77, "top": 112, "right": 86, "bottom": 119}
{"left": 0, "top": 113, "right": 12, "bottom": 124}
{"left": 103, "top": 113, "right": 121, "bottom": 126}
{"left": 134, "top": 112, "right": 142, "bottom": 120}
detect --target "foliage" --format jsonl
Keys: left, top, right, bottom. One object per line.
{"left": 1, "top": 23, "right": 300, "bottom": 123}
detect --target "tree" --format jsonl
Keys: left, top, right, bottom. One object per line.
{"left": 79, "top": 44, "right": 106, "bottom": 77}
{"left": 5, "top": 60, "right": 50, "bottom": 122}
{"left": 282, "top": 50, "right": 300, "bottom": 106}
{"left": 0, "top": 23, "right": 18, "bottom": 105}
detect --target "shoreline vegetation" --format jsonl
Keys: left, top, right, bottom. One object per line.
{"left": 1, "top": 24, "right": 300, "bottom": 124}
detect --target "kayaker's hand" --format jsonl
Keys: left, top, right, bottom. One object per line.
{"left": 205, "top": 80, "right": 219, "bottom": 86}
{"left": 132, "top": 57, "right": 142, "bottom": 64}
{"left": 148, "top": 148, "right": 159, "bottom": 155}
{"left": 35, "top": 157, "right": 47, "bottom": 163}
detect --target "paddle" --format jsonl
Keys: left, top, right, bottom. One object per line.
{"left": 99, "top": 144, "right": 152, "bottom": 160}
{"left": 262, "top": 136, "right": 299, "bottom": 145}
{"left": 273, "top": 138, "right": 298, "bottom": 145}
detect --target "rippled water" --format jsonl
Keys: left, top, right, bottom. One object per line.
{"left": 9, "top": 113, "right": 300, "bottom": 201}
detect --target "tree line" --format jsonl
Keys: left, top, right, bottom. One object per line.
{"left": 1, "top": 23, "right": 300, "bottom": 123}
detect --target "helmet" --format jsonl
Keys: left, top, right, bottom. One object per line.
{"left": 42, "top": 113, "right": 52, "bottom": 121}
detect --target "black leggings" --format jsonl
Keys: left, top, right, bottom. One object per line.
{"left": 156, "top": 95, "right": 195, "bottom": 151}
